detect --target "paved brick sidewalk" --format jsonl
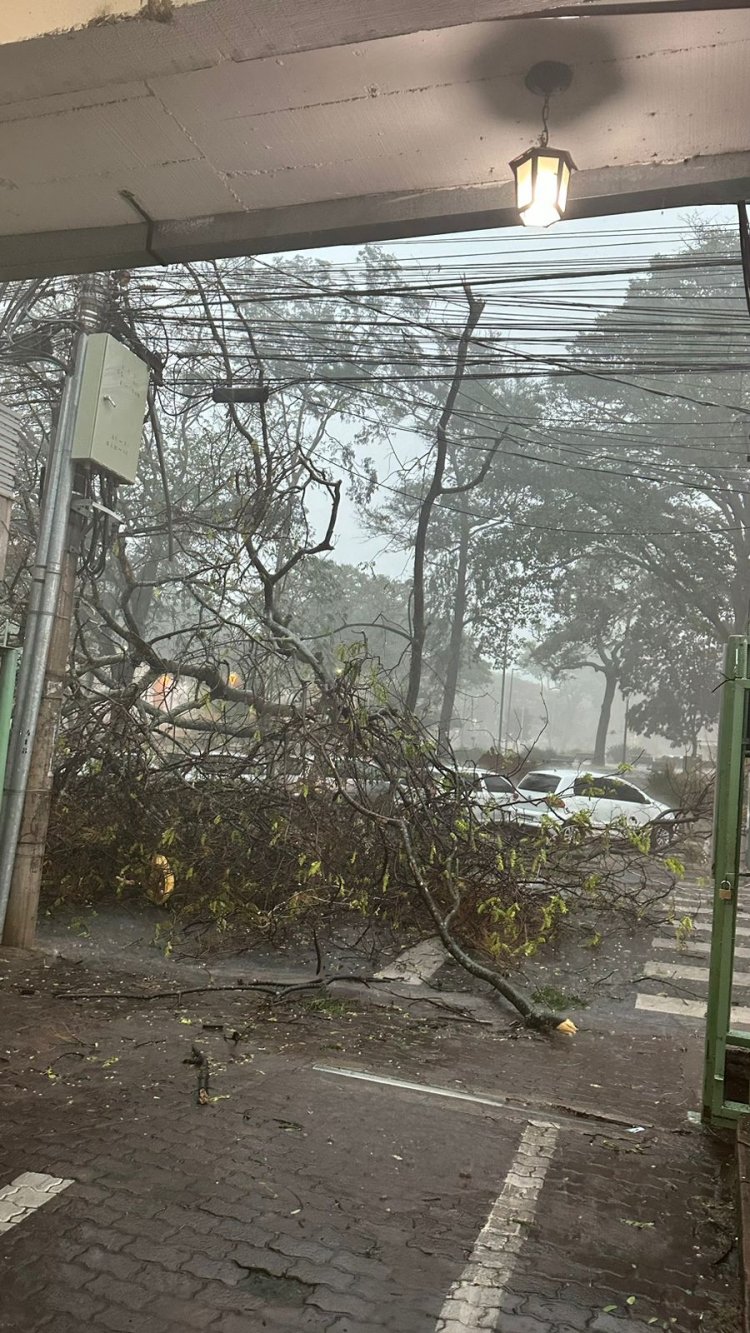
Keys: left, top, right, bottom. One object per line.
{"left": 0, "top": 950, "right": 740, "bottom": 1333}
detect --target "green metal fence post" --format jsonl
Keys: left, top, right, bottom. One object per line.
{"left": 702, "top": 636, "right": 748, "bottom": 1125}
{"left": 0, "top": 644, "right": 19, "bottom": 804}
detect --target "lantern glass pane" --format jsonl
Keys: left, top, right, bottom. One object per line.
{"left": 520, "top": 151, "right": 562, "bottom": 227}
{"left": 514, "top": 155, "right": 534, "bottom": 210}
{"left": 557, "top": 159, "right": 571, "bottom": 212}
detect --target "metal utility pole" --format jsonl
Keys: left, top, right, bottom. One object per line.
{"left": 497, "top": 630, "right": 510, "bottom": 753}
{"left": 621, "top": 694, "right": 630, "bottom": 766}
{"left": 0, "top": 275, "right": 105, "bottom": 948}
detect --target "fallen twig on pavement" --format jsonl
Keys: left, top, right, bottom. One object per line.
{"left": 53, "top": 973, "right": 390, "bottom": 1003}
{"left": 54, "top": 982, "right": 282, "bottom": 1001}
{"left": 184, "top": 1042, "right": 211, "bottom": 1105}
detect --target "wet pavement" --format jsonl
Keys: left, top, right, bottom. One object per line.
{"left": 0, "top": 910, "right": 741, "bottom": 1333}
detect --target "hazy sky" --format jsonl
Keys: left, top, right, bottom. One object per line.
{"left": 294, "top": 202, "right": 738, "bottom": 577}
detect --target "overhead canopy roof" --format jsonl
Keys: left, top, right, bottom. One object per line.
{"left": 0, "top": 1, "right": 748, "bottom": 278}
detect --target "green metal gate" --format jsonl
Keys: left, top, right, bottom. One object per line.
{"left": 702, "top": 635, "right": 750, "bottom": 1127}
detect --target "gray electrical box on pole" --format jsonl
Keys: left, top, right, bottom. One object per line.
{"left": 70, "top": 332, "right": 149, "bottom": 484}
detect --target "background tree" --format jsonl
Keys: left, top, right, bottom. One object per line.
{"left": 619, "top": 586, "right": 721, "bottom": 754}
{"left": 545, "top": 221, "right": 750, "bottom": 644}
{"left": 531, "top": 556, "right": 640, "bottom": 764}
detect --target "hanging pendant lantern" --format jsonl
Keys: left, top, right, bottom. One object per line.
{"left": 511, "top": 62, "right": 576, "bottom": 228}
{"left": 510, "top": 144, "right": 575, "bottom": 228}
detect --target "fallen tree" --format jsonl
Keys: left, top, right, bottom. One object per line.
{"left": 1, "top": 260, "right": 696, "bottom": 1031}
{"left": 45, "top": 666, "right": 691, "bottom": 1032}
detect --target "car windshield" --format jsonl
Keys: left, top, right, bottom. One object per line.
{"left": 483, "top": 774, "right": 512, "bottom": 794}
{"left": 518, "top": 773, "right": 561, "bottom": 794}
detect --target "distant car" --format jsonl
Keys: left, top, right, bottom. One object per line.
{"left": 182, "top": 755, "right": 305, "bottom": 791}
{"left": 508, "top": 768, "right": 676, "bottom": 846}
{"left": 481, "top": 772, "right": 519, "bottom": 799}
{"left": 183, "top": 753, "right": 252, "bottom": 784}
{"left": 437, "top": 767, "right": 520, "bottom": 821}
{"left": 340, "top": 761, "right": 395, "bottom": 799}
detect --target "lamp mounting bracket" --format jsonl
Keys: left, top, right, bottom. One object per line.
{"left": 524, "top": 62, "right": 573, "bottom": 99}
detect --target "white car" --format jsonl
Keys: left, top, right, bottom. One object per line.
{"left": 508, "top": 768, "right": 676, "bottom": 845}
{"left": 443, "top": 767, "right": 520, "bottom": 819}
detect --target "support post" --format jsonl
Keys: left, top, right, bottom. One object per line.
{"left": 0, "top": 643, "right": 19, "bottom": 800}
{"left": 1, "top": 558, "right": 75, "bottom": 947}
{"left": 0, "top": 274, "right": 104, "bottom": 947}
{"left": 497, "top": 632, "right": 509, "bottom": 753}
{"left": 702, "top": 635, "right": 749, "bottom": 1126}
{"left": 621, "top": 693, "right": 630, "bottom": 766}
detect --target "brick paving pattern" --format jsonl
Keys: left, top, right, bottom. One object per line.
{"left": 0, "top": 951, "right": 740, "bottom": 1332}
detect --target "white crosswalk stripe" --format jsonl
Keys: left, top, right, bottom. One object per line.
{"left": 672, "top": 900, "right": 750, "bottom": 913}
{"left": 0, "top": 1173, "right": 73, "bottom": 1234}
{"left": 651, "top": 937, "right": 750, "bottom": 959}
{"left": 645, "top": 960, "right": 750, "bottom": 986}
{"left": 635, "top": 995, "right": 750, "bottom": 1025}
{"left": 663, "top": 903, "right": 750, "bottom": 938}
{"left": 635, "top": 884, "right": 750, "bottom": 1025}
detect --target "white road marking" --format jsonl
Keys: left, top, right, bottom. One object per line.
{"left": 671, "top": 903, "right": 750, "bottom": 921}
{"left": 315, "top": 1064, "right": 522, "bottom": 1111}
{"left": 314, "top": 1066, "right": 649, "bottom": 1135}
{"left": 655, "top": 938, "right": 750, "bottom": 959}
{"left": 651, "top": 937, "right": 750, "bottom": 958}
{"left": 644, "top": 961, "right": 709, "bottom": 983}
{"left": 644, "top": 960, "right": 750, "bottom": 987}
{"left": 435, "top": 1120, "right": 559, "bottom": 1333}
{"left": 635, "top": 994, "right": 750, "bottom": 1025}
{"left": 671, "top": 895, "right": 750, "bottom": 911}
{"left": 651, "top": 936, "right": 708, "bottom": 954}
{"left": 668, "top": 920, "right": 750, "bottom": 938}
{"left": 374, "top": 936, "right": 445, "bottom": 986}
{"left": 0, "top": 1172, "right": 73, "bottom": 1234}
{"left": 637, "top": 883, "right": 750, "bottom": 1023}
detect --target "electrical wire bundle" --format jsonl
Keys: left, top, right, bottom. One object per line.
{"left": 78, "top": 470, "right": 119, "bottom": 577}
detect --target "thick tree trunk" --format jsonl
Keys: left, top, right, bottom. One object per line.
{"left": 593, "top": 671, "right": 617, "bottom": 765}
{"left": 111, "top": 580, "right": 155, "bottom": 691}
{"left": 437, "top": 509, "right": 470, "bottom": 750}
{"left": 405, "top": 289, "right": 484, "bottom": 713}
